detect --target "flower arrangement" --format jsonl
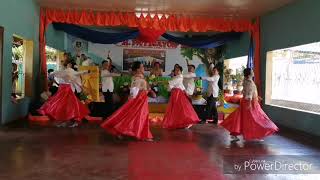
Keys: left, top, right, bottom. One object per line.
{"left": 79, "top": 91, "right": 88, "bottom": 101}
{"left": 194, "top": 87, "right": 202, "bottom": 96}
{"left": 193, "top": 79, "right": 203, "bottom": 100}
{"left": 120, "top": 82, "right": 130, "bottom": 94}
{"left": 149, "top": 74, "right": 156, "bottom": 80}
{"left": 78, "top": 91, "right": 92, "bottom": 104}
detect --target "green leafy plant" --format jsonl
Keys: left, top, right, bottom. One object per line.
{"left": 234, "top": 65, "right": 245, "bottom": 85}
{"left": 223, "top": 66, "right": 232, "bottom": 83}
{"left": 12, "top": 45, "right": 23, "bottom": 60}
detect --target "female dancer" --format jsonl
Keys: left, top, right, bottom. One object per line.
{"left": 220, "top": 68, "right": 279, "bottom": 141}
{"left": 38, "top": 62, "right": 90, "bottom": 127}
{"left": 101, "top": 61, "right": 153, "bottom": 141}
{"left": 162, "top": 66, "right": 200, "bottom": 129}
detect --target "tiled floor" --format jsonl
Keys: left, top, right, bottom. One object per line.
{"left": 0, "top": 121, "right": 319, "bottom": 180}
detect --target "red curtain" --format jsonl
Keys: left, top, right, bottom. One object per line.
{"left": 252, "top": 18, "right": 261, "bottom": 96}
{"left": 40, "top": 8, "right": 260, "bottom": 93}
{"left": 39, "top": 9, "right": 48, "bottom": 90}
{"left": 43, "top": 9, "right": 252, "bottom": 32}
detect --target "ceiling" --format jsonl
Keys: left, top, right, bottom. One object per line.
{"left": 36, "top": 0, "right": 295, "bottom": 19}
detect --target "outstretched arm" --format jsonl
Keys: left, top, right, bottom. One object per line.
{"left": 74, "top": 70, "right": 89, "bottom": 76}
{"left": 201, "top": 75, "right": 219, "bottom": 82}
{"left": 101, "top": 72, "right": 121, "bottom": 77}
{"left": 183, "top": 73, "right": 196, "bottom": 79}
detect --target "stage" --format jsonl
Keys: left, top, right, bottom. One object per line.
{"left": 29, "top": 103, "right": 226, "bottom": 126}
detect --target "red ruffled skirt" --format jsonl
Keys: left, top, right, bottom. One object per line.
{"left": 220, "top": 98, "right": 279, "bottom": 140}
{"left": 38, "top": 84, "right": 89, "bottom": 121}
{"left": 162, "top": 88, "right": 200, "bottom": 129}
{"left": 101, "top": 91, "right": 153, "bottom": 140}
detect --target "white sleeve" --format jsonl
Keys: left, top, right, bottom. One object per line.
{"left": 51, "top": 70, "right": 67, "bottom": 79}
{"left": 74, "top": 70, "right": 89, "bottom": 76}
{"left": 109, "top": 73, "right": 121, "bottom": 77}
{"left": 183, "top": 73, "right": 196, "bottom": 79}
{"left": 130, "top": 87, "right": 139, "bottom": 98}
{"left": 202, "top": 75, "right": 219, "bottom": 82}
{"left": 101, "top": 71, "right": 120, "bottom": 77}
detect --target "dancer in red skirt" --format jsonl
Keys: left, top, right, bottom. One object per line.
{"left": 101, "top": 61, "right": 153, "bottom": 141}
{"left": 38, "top": 63, "right": 90, "bottom": 126}
{"left": 162, "top": 65, "right": 200, "bottom": 129}
{"left": 38, "top": 84, "right": 89, "bottom": 122}
{"left": 220, "top": 68, "right": 279, "bottom": 141}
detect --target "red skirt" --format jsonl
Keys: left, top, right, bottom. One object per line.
{"left": 38, "top": 84, "right": 89, "bottom": 122}
{"left": 162, "top": 88, "right": 200, "bottom": 129}
{"left": 101, "top": 91, "right": 153, "bottom": 140}
{"left": 220, "top": 98, "right": 279, "bottom": 140}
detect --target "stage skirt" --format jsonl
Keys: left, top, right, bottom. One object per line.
{"left": 38, "top": 84, "right": 90, "bottom": 122}
{"left": 220, "top": 98, "right": 279, "bottom": 140}
{"left": 162, "top": 88, "right": 200, "bottom": 129}
{"left": 101, "top": 90, "right": 153, "bottom": 140}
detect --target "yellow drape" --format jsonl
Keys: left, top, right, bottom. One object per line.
{"left": 79, "top": 66, "right": 100, "bottom": 102}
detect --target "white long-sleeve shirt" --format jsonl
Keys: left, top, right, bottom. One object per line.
{"left": 82, "top": 59, "right": 93, "bottom": 66}
{"left": 168, "top": 74, "right": 185, "bottom": 91}
{"left": 52, "top": 68, "right": 88, "bottom": 92}
{"left": 202, "top": 75, "right": 220, "bottom": 98}
{"left": 101, "top": 69, "right": 120, "bottom": 92}
{"left": 183, "top": 72, "right": 196, "bottom": 96}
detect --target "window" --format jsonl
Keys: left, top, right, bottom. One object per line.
{"left": 12, "top": 35, "right": 33, "bottom": 100}
{"left": 12, "top": 36, "right": 25, "bottom": 99}
{"left": 46, "top": 46, "right": 62, "bottom": 71}
{"left": 266, "top": 42, "right": 320, "bottom": 114}
{"left": 224, "top": 56, "right": 247, "bottom": 92}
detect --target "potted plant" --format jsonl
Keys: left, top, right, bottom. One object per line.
{"left": 234, "top": 66, "right": 245, "bottom": 92}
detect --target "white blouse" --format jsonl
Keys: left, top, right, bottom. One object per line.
{"left": 52, "top": 68, "right": 88, "bottom": 92}
{"left": 101, "top": 69, "right": 120, "bottom": 92}
{"left": 131, "top": 76, "right": 148, "bottom": 91}
{"left": 168, "top": 74, "right": 185, "bottom": 91}
{"left": 183, "top": 72, "right": 196, "bottom": 96}
{"left": 130, "top": 76, "right": 148, "bottom": 98}
{"left": 242, "top": 79, "right": 258, "bottom": 100}
{"left": 202, "top": 75, "right": 220, "bottom": 98}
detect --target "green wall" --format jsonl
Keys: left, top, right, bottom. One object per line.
{"left": 0, "top": 1, "right": 65, "bottom": 124}
{"left": 261, "top": 0, "right": 320, "bottom": 136}
{"left": 46, "top": 24, "right": 65, "bottom": 51}
{"left": 0, "top": 0, "right": 40, "bottom": 124}
{"left": 224, "top": 32, "right": 250, "bottom": 59}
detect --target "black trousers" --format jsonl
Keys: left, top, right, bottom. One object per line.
{"left": 103, "top": 90, "right": 113, "bottom": 104}
{"left": 205, "top": 95, "right": 218, "bottom": 124}
{"left": 49, "top": 86, "right": 58, "bottom": 96}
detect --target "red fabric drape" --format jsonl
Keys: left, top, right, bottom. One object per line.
{"left": 40, "top": 9, "right": 48, "bottom": 91}
{"left": 39, "top": 8, "right": 260, "bottom": 93}
{"left": 137, "top": 27, "right": 165, "bottom": 43}
{"left": 43, "top": 9, "right": 252, "bottom": 32}
{"left": 252, "top": 18, "right": 261, "bottom": 96}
